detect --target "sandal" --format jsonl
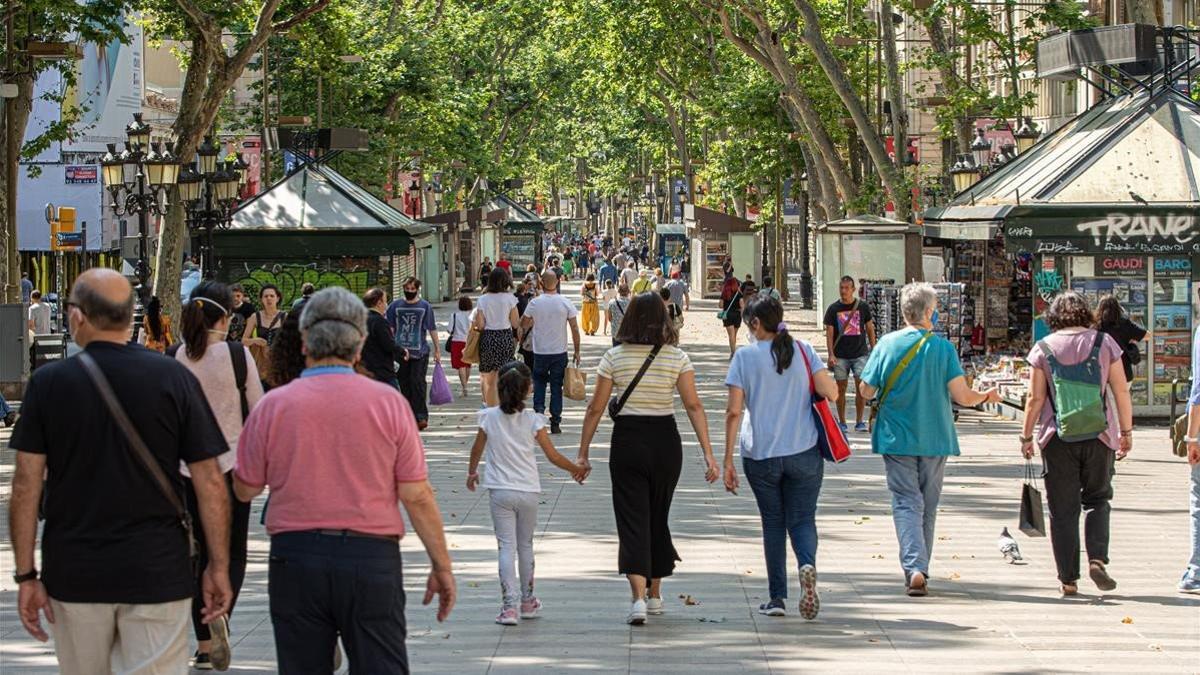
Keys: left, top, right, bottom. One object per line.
{"left": 1060, "top": 583, "right": 1078, "bottom": 596}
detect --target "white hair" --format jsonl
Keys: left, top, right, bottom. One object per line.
{"left": 900, "top": 282, "right": 938, "bottom": 325}
{"left": 300, "top": 287, "right": 367, "bottom": 361}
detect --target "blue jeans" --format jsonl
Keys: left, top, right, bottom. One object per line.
{"left": 0, "top": 397, "right": 11, "bottom": 417}
{"left": 532, "top": 352, "right": 568, "bottom": 424}
{"left": 1185, "top": 462, "right": 1200, "bottom": 583}
{"left": 883, "top": 455, "right": 948, "bottom": 579}
{"left": 268, "top": 532, "right": 408, "bottom": 674}
{"left": 743, "top": 448, "right": 824, "bottom": 601}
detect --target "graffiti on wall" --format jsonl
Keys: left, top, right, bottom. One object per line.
{"left": 229, "top": 260, "right": 386, "bottom": 307}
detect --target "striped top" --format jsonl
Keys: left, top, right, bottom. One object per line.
{"left": 597, "top": 343, "right": 694, "bottom": 416}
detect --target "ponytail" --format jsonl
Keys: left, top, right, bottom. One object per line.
{"left": 182, "top": 282, "right": 234, "bottom": 361}
{"left": 743, "top": 295, "right": 793, "bottom": 374}
{"left": 497, "top": 361, "right": 532, "bottom": 414}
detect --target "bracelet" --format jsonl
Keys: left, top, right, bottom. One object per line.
{"left": 467, "top": 471, "right": 479, "bottom": 477}
{"left": 1019, "top": 436, "right": 1033, "bottom": 444}
{"left": 1119, "top": 429, "right": 1133, "bottom": 437}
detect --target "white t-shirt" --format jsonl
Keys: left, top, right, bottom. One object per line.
{"left": 28, "top": 302, "right": 51, "bottom": 334}
{"left": 478, "top": 407, "right": 546, "bottom": 492}
{"left": 620, "top": 267, "right": 638, "bottom": 289}
{"left": 525, "top": 293, "right": 578, "bottom": 355}
{"left": 476, "top": 292, "right": 518, "bottom": 330}
{"left": 449, "top": 310, "right": 471, "bottom": 341}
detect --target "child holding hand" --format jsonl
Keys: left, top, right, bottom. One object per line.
{"left": 467, "top": 361, "right": 588, "bottom": 625}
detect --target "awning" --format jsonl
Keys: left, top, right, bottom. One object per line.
{"left": 656, "top": 223, "right": 687, "bottom": 236}
{"left": 922, "top": 87, "right": 1200, "bottom": 249}
{"left": 815, "top": 214, "right": 920, "bottom": 234}
{"left": 683, "top": 204, "right": 755, "bottom": 233}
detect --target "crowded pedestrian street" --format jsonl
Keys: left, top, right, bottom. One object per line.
{"left": 2, "top": 283, "right": 1197, "bottom": 674}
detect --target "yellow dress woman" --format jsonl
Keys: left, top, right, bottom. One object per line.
{"left": 581, "top": 275, "right": 600, "bottom": 336}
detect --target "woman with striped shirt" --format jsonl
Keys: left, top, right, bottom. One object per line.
{"left": 577, "top": 292, "right": 720, "bottom": 625}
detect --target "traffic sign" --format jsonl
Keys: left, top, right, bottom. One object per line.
{"left": 55, "top": 231, "right": 83, "bottom": 248}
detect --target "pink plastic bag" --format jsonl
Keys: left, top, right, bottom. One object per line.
{"left": 429, "top": 361, "right": 454, "bottom": 406}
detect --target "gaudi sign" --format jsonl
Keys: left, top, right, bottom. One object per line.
{"left": 1077, "top": 213, "right": 1198, "bottom": 252}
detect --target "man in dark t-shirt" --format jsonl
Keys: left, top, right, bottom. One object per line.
{"left": 823, "top": 275, "right": 877, "bottom": 432}
{"left": 8, "top": 268, "right": 232, "bottom": 672}
{"left": 229, "top": 283, "right": 257, "bottom": 342}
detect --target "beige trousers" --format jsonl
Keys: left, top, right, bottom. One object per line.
{"left": 49, "top": 598, "right": 190, "bottom": 675}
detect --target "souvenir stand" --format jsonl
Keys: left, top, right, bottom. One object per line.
{"left": 920, "top": 29, "right": 1200, "bottom": 416}
{"left": 683, "top": 204, "right": 760, "bottom": 299}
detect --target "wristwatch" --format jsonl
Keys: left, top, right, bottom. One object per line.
{"left": 1018, "top": 435, "right": 1033, "bottom": 444}
{"left": 13, "top": 568, "right": 38, "bottom": 584}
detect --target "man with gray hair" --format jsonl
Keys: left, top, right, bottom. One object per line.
{"left": 858, "top": 282, "right": 998, "bottom": 597}
{"left": 234, "top": 287, "right": 456, "bottom": 673}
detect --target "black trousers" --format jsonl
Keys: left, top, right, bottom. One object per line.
{"left": 1042, "top": 435, "right": 1115, "bottom": 583}
{"left": 518, "top": 347, "right": 535, "bottom": 370}
{"left": 609, "top": 415, "right": 682, "bottom": 579}
{"left": 397, "top": 352, "right": 430, "bottom": 422}
{"left": 269, "top": 532, "right": 407, "bottom": 675}
{"left": 185, "top": 472, "right": 251, "bottom": 642}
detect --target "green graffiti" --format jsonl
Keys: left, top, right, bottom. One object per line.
{"left": 1034, "top": 269, "right": 1063, "bottom": 302}
{"left": 227, "top": 260, "right": 385, "bottom": 307}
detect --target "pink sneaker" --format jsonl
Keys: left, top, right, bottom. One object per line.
{"left": 520, "top": 597, "right": 542, "bottom": 619}
{"left": 495, "top": 606, "right": 519, "bottom": 626}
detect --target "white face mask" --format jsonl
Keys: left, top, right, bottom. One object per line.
{"left": 207, "top": 327, "right": 230, "bottom": 341}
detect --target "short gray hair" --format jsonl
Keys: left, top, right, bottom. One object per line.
{"left": 300, "top": 287, "right": 368, "bottom": 361}
{"left": 900, "top": 282, "right": 938, "bottom": 325}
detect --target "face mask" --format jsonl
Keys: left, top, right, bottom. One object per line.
{"left": 403, "top": 290, "right": 418, "bottom": 301}
{"left": 930, "top": 310, "right": 939, "bottom": 327}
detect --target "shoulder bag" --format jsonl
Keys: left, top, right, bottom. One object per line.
{"left": 444, "top": 313, "right": 456, "bottom": 353}
{"left": 717, "top": 291, "right": 740, "bottom": 321}
{"left": 829, "top": 299, "right": 859, "bottom": 357}
{"left": 608, "top": 345, "right": 662, "bottom": 420}
{"left": 797, "top": 343, "right": 852, "bottom": 463}
{"left": 77, "top": 352, "right": 197, "bottom": 561}
{"left": 868, "top": 330, "right": 932, "bottom": 430}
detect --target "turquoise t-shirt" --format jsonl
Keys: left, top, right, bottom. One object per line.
{"left": 860, "top": 327, "right": 964, "bottom": 456}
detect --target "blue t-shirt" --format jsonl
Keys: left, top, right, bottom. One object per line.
{"left": 385, "top": 298, "right": 436, "bottom": 356}
{"left": 725, "top": 339, "right": 824, "bottom": 460}
{"left": 860, "top": 328, "right": 964, "bottom": 456}
{"left": 598, "top": 263, "right": 618, "bottom": 287}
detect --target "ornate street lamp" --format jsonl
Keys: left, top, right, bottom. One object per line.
{"left": 101, "top": 115, "right": 180, "bottom": 309}
{"left": 798, "top": 172, "right": 813, "bottom": 309}
{"left": 1013, "top": 116, "right": 1041, "bottom": 154}
{"left": 949, "top": 153, "right": 981, "bottom": 192}
{"left": 180, "top": 145, "right": 246, "bottom": 278}
{"left": 970, "top": 128, "right": 992, "bottom": 170}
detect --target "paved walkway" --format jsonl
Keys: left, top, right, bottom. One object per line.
{"left": 2, "top": 286, "right": 1198, "bottom": 673}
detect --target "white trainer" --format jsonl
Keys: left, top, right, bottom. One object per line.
{"left": 645, "top": 597, "right": 664, "bottom": 615}
{"left": 627, "top": 599, "right": 647, "bottom": 625}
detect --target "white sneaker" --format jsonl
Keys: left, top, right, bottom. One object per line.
{"left": 645, "top": 597, "right": 664, "bottom": 615}
{"left": 627, "top": 599, "right": 647, "bottom": 625}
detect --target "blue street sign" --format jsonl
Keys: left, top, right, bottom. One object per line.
{"left": 56, "top": 231, "right": 83, "bottom": 248}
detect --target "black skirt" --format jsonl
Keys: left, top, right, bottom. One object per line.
{"left": 609, "top": 414, "right": 683, "bottom": 579}
{"left": 479, "top": 328, "right": 516, "bottom": 373}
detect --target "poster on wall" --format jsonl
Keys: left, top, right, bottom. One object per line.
{"left": 62, "top": 14, "right": 143, "bottom": 153}
{"left": 1153, "top": 305, "right": 1192, "bottom": 332}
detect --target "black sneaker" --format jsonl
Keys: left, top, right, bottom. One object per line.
{"left": 2, "top": 412, "right": 15, "bottom": 427}
{"left": 550, "top": 422, "right": 562, "bottom": 434}
{"left": 757, "top": 599, "right": 786, "bottom": 616}
{"left": 191, "top": 651, "right": 213, "bottom": 671}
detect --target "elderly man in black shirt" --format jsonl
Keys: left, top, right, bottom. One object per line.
{"left": 8, "top": 268, "right": 233, "bottom": 674}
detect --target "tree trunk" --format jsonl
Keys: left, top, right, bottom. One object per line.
{"left": 1124, "top": 0, "right": 1160, "bottom": 25}
{"left": 790, "top": 0, "right": 911, "bottom": 221}
{"left": 880, "top": 0, "right": 908, "bottom": 182}
{"left": 2, "top": 72, "right": 32, "bottom": 303}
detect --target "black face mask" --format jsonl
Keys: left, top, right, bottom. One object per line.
{"left": 403, "top": 290, "right": 418, "bottom": 300}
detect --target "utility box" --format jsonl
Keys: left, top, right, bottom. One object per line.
{"left": 0, "top": 303, "right": 29, "bottom": 394}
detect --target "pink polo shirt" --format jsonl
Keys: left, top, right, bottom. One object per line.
{"left": 235, "top": 369, "right": 428, "bottom": 537}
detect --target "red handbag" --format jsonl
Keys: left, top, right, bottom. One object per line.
{"left": 798, "top": 344, "right": 853, "bottom": 463}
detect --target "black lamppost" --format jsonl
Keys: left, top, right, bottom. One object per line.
{"left": 798, "top": 172, "right": 813, "bottom": 309}
{"left": 101, "top": 113, "right": 180, "bottom": 308}
{"left": 177, "top": 136, "right": 245, "bottom": 278}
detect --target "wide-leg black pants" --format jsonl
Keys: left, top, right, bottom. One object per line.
{"left": 609, "top": 415, "right": 683, "bottom": 579}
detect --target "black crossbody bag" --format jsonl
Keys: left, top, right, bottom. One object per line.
{"left": 608, "top": 345, "right": 662, "bottom": 420}
{"left": 78, "top": 352, "right": 198, "bottom": 562}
